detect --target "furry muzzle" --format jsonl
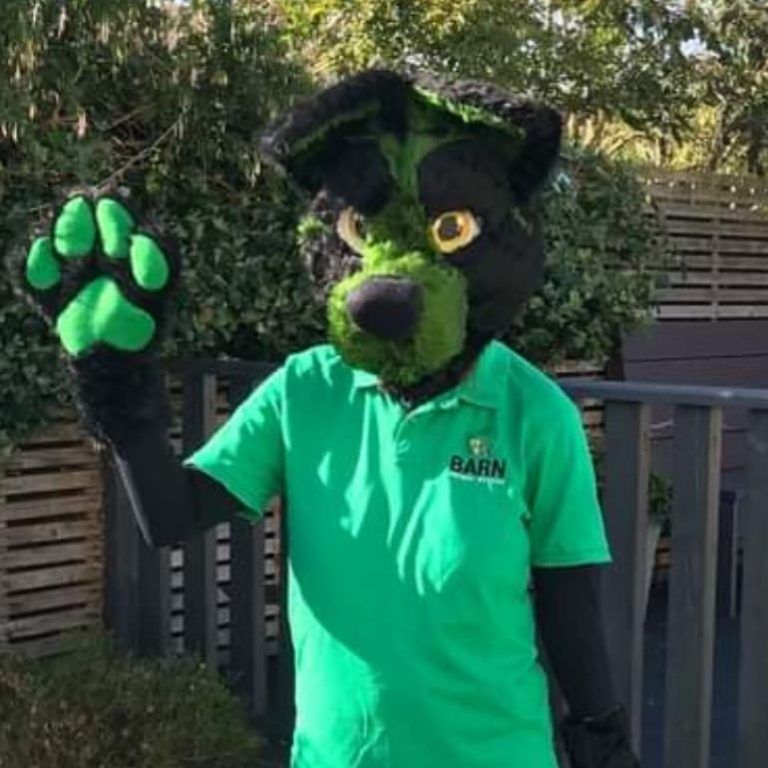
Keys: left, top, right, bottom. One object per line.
{"left": 327, "top": 251, "right": 468, "bottom": 387}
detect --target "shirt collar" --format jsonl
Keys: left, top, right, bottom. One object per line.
{"left": 451, "top": 341, "right": 504, "bottom": 409}
{"left": 351, "top": 367, "right": 380, "bottom": 390}
{"left": 350, "top": 341, "right": 505, "bottom": 410}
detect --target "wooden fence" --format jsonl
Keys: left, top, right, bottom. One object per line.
{"left": 562, "top": 378, "right": 768, "bottom": 768}
{"left": 99, "top": 360, "right": 768, "bottom": 768}
{"left": 645, "top": 170, "right": 768, "bottom": 320}
{"left": 102, "top": 361, "right": 293, "bottom": 740}
{"left": 0, "top": 420, "right": 103, "bottom": 657}
{"left": 4, "top": 168, "right": 768, "bottom": 661}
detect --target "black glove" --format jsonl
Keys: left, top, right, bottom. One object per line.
{"left": 561, "top": 705, "right": 640, "bottom": 768}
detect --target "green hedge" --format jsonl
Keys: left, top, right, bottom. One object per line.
{"left": 512, "top": 149, "right": 665, "bottom": 367}
{"left": 0, "top": 633, "right": 260, "bottom": 768}
{"left": 0, "top": 1, "right": 664, "bottom": 451}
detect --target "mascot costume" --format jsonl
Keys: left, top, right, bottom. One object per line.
{"left": 16, "top": 70, "right": 640, "bottom": 768}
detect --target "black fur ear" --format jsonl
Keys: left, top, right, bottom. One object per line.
{"left": 260, "top": 68, "right": 562, "bottom": 206}
{"left": 259, "top": 69, "right": 409, "bottom": 197}
{"left": 411, "top": 73, "right": 562, "bottom": 205}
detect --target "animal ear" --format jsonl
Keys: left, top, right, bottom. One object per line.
{"left": 410, "top": 74, "right": 563, "bottom": 205}
{"left": 259, "top": 69, "right": 409, "bottom": 197}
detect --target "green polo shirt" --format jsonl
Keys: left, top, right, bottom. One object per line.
{"left": 186, "top": 341, "right": 610, "bottom": 768}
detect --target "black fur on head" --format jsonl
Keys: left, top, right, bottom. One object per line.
{"left": 261, "top": 69, "right": 562, "bottom": 402}
{"left": 261, "top": 69, "right": 561, "bottom": 207}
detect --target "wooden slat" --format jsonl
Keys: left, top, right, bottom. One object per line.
{"left": 229, "top": 516, "right": 268, "bottom": 718}
{"left": 738, "top": 408, "right": 768, "bottom": 768}
{"left": 667, "top": 271, "right": 768, "bottom": 287}
{"left": 4, "top": 605, "right": 101, "bottom": 639}
{"left": 6, "top": 633, "right": 79, "bottom": 658}
{"left": 3, "top": 540, "right": 102, "bottom": 570}
{"left": 228, "top": 375, "right": 268, "bottom": 719}
{"left": 673, "top": 243, "right": 768, "bottom": 260}
{"left": 665, "top": 406, "right": 722, "bottom": 768}
{"left": 3, "top": 518, "right": 99, "bottom": 545}
{"left": 5, "top": 584, "right": 101, "bottom": 616}
{"left": 662, "top": 219, "right": 768, "bottom": 238}
{"left": 657, "top": 304, "right": 768, "bottom": 320}
{"left": 624, "top": 319, "right": 768, "bottom": 361}
{"left": 138, "top": 537, "right": 171, "bottom": 657}
{"left": 0, "top": 493, "right": 101, "bottom": 523}
{"left": 1, "top": 469, "right": 101, "bottom": 497}
{"left": 170, "top": 560, "right": 277, "bottom": 590}
{"left": 658, "top": 202, "right": 768, "bottom": 224}
{"left": 102, "top": 461, "right": 141, "bottom": 653}
{"left": 1, "top": 416, "right": 104, "bottom": 660}
{"left": 601, "top": 402, "right": 650, "bottom": 752}
{"left": 4, "top": 562, "right": 102, "bottom": 593}
{"left": 660, "top": 287, "right": 768, "bottom": 303}
{"left": 182, "top": 369, "right": 219, "bottom": 665}
{"left": 4, "top": 446, "right": 98, "bottom": 471}
{"left": 271, "top": 501, "right": 295, "bottom": 741}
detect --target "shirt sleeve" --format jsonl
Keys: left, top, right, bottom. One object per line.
{"left": 183, "top": 366, "right": 285, "bottom": 521}
{"left": 524, "top": 396, "right": 611, "bottom": 568}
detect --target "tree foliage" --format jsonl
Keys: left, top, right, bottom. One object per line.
{"left": 271, "top": 0, "right": 701, "bottom": 150}
{"left": 693, "top": 1, "right": 768, "bottom": 174}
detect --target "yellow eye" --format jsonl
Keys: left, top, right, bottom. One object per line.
{"left": 430, "top": 210, "right": 481, "bottom": 254}
{"left": 336, "top": 207, "right": 367, "bottom": 254}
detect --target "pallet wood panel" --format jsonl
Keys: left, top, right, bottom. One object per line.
{"left": 1, "top": 419, "right": 104, "bottom": 656}
{"left": 645, "top": 170, "right": 768, "bottom": 321}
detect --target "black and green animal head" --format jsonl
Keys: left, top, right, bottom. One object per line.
{"left": 261, "top": 70, "right": 561, "bottom": 398}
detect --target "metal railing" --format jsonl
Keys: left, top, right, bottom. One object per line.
{"left": 103, "top": 362, "right": 768, "bottom": 767}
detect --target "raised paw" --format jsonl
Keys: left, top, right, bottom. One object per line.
{"left": 22, "top": 195, "right": 176, "bottom": 357}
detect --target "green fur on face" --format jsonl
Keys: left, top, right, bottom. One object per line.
{"left": 328, "top": 248, "right": 467, "bottom": 385}
{"left": 326, "top": 124, "right": 473, "bottom": 385}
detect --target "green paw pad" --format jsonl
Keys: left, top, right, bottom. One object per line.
{"left": 26, "top": 237, "right": 61, "bottom": 290}
{"left": 25, "top": 196, "right": 171, "bottom": 356}
{"left": 56, "top": 277, "right": 157, "bottom": 356}
{"left": 54, "top": 196, "right": 96, "bottom": 258}
{"left": 96, "top": 198, "right": 135, "bottom": 259}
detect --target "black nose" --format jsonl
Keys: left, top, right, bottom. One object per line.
{"left": 346, "top": 277, "right": 423, "bottom": 341}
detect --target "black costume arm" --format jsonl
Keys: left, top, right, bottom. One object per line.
{"left": 111, "top": 427, "right": 240, "bottom": 547}
{"left": 72, "top": 354, "right": 240, "bottom": 546}
{"left": 532, "top": 564, "right": 615, "bottom": 717}
{"left": 533, "top": 565, "right": 640, "bottom": 767}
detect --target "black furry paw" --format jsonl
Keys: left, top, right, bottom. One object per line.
{"left": 561, "top": 705, "right": 640, "bottom": 768}
{"left": 13, "top": 193, "right": 178, "bottom": 444}
{"left": 17, "top": 194, "right": 178, "bottom": 358}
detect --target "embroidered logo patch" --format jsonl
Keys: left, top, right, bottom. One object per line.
{"left": 450, "top": 436, "right": 507, "bottom": 482}
{"left": 468, "top": 436, "right": 489, "bottom": 457}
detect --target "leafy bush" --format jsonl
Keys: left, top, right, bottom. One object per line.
{"left": 0, "top": 634, "right": 260, "bottom": 768}
{"left": 510, "top": 148, "right": 666, "bottom": 367}
{"left": 0, "top": 1, "right": 664, "bottom": 451}
{"left": 0, "top": 0, "right": 317, "bottom": 451}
